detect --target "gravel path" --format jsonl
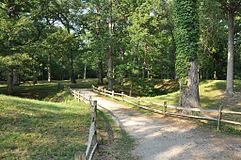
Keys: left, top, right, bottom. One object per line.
{"left": 77, "top": 89, "right": 241, "bottom": 160}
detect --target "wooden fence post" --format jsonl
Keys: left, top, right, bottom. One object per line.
{"left": 138, "top": 97, "right": 141, "bottom": 105}
{"left": 57, "top": 82, "right": 61, "bottom": 90}
{"left": 121, "top": 92, "right": 124, "bottom": 101}
{"left": 92, "top": 100, "right": 97, "bottom": 123}
{"left": 112, "top": 90, "right": 114, "bottom": 98}
{"left": 78, "top": 91, "right": 81, "bottom": 102}
{"left": 163, "top": 101, "right": 167, "bottom": 115}
{"left": 89, "top": 96, "right": 92, "bottom": 105}
{"left": 92, "top": 100, "right": 98, "bottom": 151}
{"left": 217, "top": 105, "right": 223, "bottom": 131}
{"left": 104, "top": 89, "right": 106, "bottom": 95}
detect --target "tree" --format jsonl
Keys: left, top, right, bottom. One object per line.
{"left": 173, "top": 0, "right": 200, "bottom": 108}
{"left": 0, "top": 0, "right": 42, "bottom": 94}
{"left": 219, "top": 0, "right": 241, "bottom": 94}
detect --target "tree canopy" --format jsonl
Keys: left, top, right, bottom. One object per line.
{"left": 0, "top": 0, "right": 240, "bottom": 102}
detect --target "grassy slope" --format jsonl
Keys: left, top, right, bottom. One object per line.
{"left": 0, "top": 79, "right": 135, "bottom": 159}
{"left": 142, "top": 80, "right": 241, "bottom": 110}
{"left": 0, "top": 93, "right": 90, "bottom": 160}
{"left": 0, "top": 79, "right": 98, "bottom": 100}
{"left": 139, "top": 80, "right": 241, "bottom": 134}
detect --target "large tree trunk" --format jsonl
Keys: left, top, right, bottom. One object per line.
{"left": 179, "top": 59, "right": 200, "bottom": 108}
{"left": 226, "top": 10, "right": 234, "bottom": 94}
{"left": 173, "top": 0, "right": 200, "bottom": 108}
{"left": 107, "top": 0, "right": 114, "bottom": 91}
{"left": 7, "top": 67, "right": 13, "bottom": 95}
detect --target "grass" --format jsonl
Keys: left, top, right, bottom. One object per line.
{"left": 0, "top": 93, "right": 91, "bottom": 160}
{"left": 113, "top": 79, "right": 179, "bottom": 96}
{"left": 138, "top": 80, "right": 241, "bottom": 134}
{"left": 0, "top": 79, "right": 135, "bottom": 159}
{"left": 142, "top": 80, "right": 241, "bottom": 110}
{"left": 0, "top": 79, "right": 98, "bottom": 100}
{"left": 98, "top": 80, "right": 241, "bottom": 135}
{"left": 96, "top": 110, "right": 135, "bottom": 160}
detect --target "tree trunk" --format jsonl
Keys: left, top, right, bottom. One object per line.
{"left": 142, "top": 65, "right": 145, "bottom": 80}
{"left": 107, "top": 0, "right": 114, "bottom": 91}
{"left": 170, "top": 28, "right": 176, "bottom": 79}
{"left": 108, "top": 45, "right": 114, "bottom": 90}
{"left": 83, "top": 63, "right": 87, "bottom": 79}
{"left": 98, "top": 60, "right": 104, "bottom": 85}
{"left": 129, "top": 83, "right": 133, "bottom": 97}
{"left": 226, "top": 10, "right": 234, "bottom": 94}
{"left": 70, "top": 48, "right": 76, "bottom": 83}
{"left": 120, "top": 48, "right": 125, "bottom": 91}
{"left": 48, "top": 53, "right": 51, "bottom": 83}
{"left": 33, "top": 69, "right": 37, "bottom": 85}
{"left": 179, "top": 59, "right": 200, "bottom": 108}
{"left": 13, "top": 69, "right": 19, "bottom": 85}
{"left": 60, "top": 56, "right": 64, "bottom": 80}
{"left": 7, "top": 67, "right": 13, "bottom": 95}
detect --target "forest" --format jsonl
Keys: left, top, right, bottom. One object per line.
{"left": 0, "top": 0, "right": 240, "bottom": 97}
{"left": 0, "top": 0, "right": 241, "bottom": 159}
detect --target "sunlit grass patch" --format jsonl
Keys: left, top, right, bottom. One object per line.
{"left": 0, "top": 94, "right": 90, "bottom": 160}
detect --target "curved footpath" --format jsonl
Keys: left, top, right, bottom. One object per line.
{"left": 76, "top": 89, "right": 241, "bottom": 160}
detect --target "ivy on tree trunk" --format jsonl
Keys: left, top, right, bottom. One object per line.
{"left": 173, "top": 0, "right": 200, "bottom": 108}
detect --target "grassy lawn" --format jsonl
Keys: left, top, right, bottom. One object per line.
{"left": 141, "top": 80, "right": 241, "bottom": 110}
{"left": 0, "top": 79, "right": 135, "bottom": 159}
{"left": 99, "top": 80, "right": 241, "bottom": 134}
{"left": 0, "top": 93, "right": 90, "bottom": 160}
{"left": 137, "top": 80, "right": 241, "bottom": 134}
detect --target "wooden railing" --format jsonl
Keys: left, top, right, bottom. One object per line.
{"left": 92, "top": 85, "right": 241, "bottom": 131}
{"left": 70, "top": 88, "right": 98, "bottom": 160}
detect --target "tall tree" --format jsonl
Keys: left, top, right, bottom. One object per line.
{"left": 107, "top": 0, "right": 114, "bottom": 90}
{"left": 219, "top": 0, "right": 241, "bottom": 94}
{"left": 173, "top": 0, "right": 200, "bottom": 108}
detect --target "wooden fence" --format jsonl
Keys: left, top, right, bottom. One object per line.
{"left": 70, "top": 89, "right": 98, "bottom": 160}
{"left": 92, "top": 85, "right": 241, "bottom": 131}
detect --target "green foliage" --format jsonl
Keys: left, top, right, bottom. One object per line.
{"left": 173, "top": 0, "right": 199, "bottom": 81}
{"left": 0, "top": 0, "right": 241, "bottom": 89}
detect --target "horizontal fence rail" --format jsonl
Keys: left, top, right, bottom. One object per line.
{"left": 70, "top": 88, "right": 98, "bottom": 160}
{"left": 92, "top": 85, "right": 241, "bottom": 131}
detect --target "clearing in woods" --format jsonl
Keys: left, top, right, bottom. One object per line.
{"left": 76, "top": 89, "right": 241, "bottom": 160}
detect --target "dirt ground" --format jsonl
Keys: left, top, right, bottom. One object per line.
{"left": 77, "top": 89, "right": 241, "bottom": 160}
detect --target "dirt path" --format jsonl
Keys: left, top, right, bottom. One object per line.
{"left": 77, "top": 89, "right": 241, "bottom": 160}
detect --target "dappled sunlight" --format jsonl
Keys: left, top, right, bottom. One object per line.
{"left": 78, "top": 89, "right": 241, "bottom": 160}
{"left": 158, "top": 145, "right": 188, "bottom": 159}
